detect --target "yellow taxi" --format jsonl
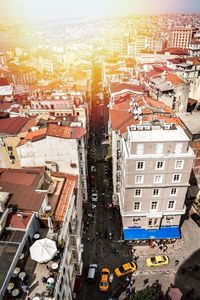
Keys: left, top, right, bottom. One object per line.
{"left": 146, "top": 255, "right": 169, "bottom": 267}
{"left": 114, "top": 262, "right": 137, "bottom": 278}
{"left": 99, "top": 267, "right": 110, "bottom": 292}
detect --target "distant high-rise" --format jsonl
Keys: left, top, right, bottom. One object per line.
{"left": 121, "top": 34, "right": 129, "bottom": 56}
{"left": 169, "top": 26, "right": 194, "bottom": 49}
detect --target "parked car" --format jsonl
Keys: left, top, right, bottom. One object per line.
{"left": 146, "top": 255, "right": 169, "bottom": 267}
{"left": 87, "top": 264, "right": 98, "bottom": 283}
{"left": 91, "top": 192, "right": 98, "bottom": 202}
{"left": 114, "top": 262, "right": 137, "bottom": 278}
{"left": 99, "top": 267, "right": 110, "bottom": 292}
{"left": 191, "top": 213, "right": 200, "bottom": 227}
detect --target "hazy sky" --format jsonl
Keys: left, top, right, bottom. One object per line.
{"left": 1, "top": 0, "right": 200, "bottom": 19}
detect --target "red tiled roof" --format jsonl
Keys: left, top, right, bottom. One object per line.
{"left": 6, "top": 212, "right": 32, "bottom": 229}
{"left": 72, "top": 127, "right": 86, "bottom": 139}
{"left": 167, "top": 58, "right": 186, "bottom": 65}
{"left": 109, "top": 94, "right": 182, "bottom": 134}
{"left": 165, "top": 73, "right": 184, "bottom": 86}
{"left": 0, "top": 117, "right": 28, "bottom": 134}
{"left": 187, "top": 57, "right": 200, "bottom": 66}
{"left": 110, "top": 83, "right": 144, "bottom": 94}
{"left": 54, "top": 174, "right": 77, "bottom": 222}
{"left": 0, "top": 102, "right": 12, "bottom": 111}
{"left": 164, "top": 48, "right": 188, "bottom": 55}
{"left": 47, "top": 124, "right": 72, "bottom": 139}
{"left": 18, "top": 127, "right": 47, "bottom": 146}
{"left": 0, "top": 168, "right": 45, "bottom": 211}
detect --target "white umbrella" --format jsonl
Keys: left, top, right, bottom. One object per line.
{"left": 30, "top": 238, "right": 57, "bottom": 263}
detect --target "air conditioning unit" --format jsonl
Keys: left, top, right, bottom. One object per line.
{"left": 130, "top": 125, "right": 136, "bottom": 131}
{"left": 137, "top": 125, "right": 143, "bottom": 130}
{"left": 164, "top": 123, "right": 170, "bottom": 130}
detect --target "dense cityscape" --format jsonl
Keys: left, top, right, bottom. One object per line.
{"left": 0, "top": 1, "right": 200, "bottom": 300}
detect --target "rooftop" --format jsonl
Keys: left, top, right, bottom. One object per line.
{"left": 0, "top": 168, "right": 45, "bottom": 211}
{"left": 128, "top": 125, "right": 189, "bottom": 142}
{"left": 110, "top": 94, "right": 183, "bottom": 135}
{"left": 0, "top": 117, "right": 29, "bottom": 135}
{"left": 110, "top": 83, "right": 144, "bottom": 95}
{"left": 177, "top": 112, "right": 200, "bottom": 136}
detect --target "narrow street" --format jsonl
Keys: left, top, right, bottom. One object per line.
{"left": 79, "top": 103, "right": 133, "bottom": 299}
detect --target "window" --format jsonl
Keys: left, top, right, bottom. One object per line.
{"left": 175, "top": 160, "right": 184, "bottom": 169}
{"left": 133, "top": 217, "right": 140, "bottom": 222}
{"left": 170, "top": 187, "right": 177, "bottom": 196}
{"left": 172, "top": 174, "right": 181, "bottom": 182}
{"left": 156, "top": 143, "right": 163, "bottom": 154}
{"left": 148, "top": 219, "right": 153, "bottom": 226}
{"left": 154, "top": 175, "right": 163, "bottom": 183}
{"left": 175, "top": 143, "right": 183, "bottom": 154}
{"left": 156, "top": 161, "right": 164, "bottom": 170}
{"left": 79, "top": 152, "right": 83, "bottom": 161}
{"left": 135, "top": 175, "right": 144, "bottom": 184}
{"left": 136, "top": 161, "right": 145, "bottom": 170}
{"left": 151, "top": 201, "right": 158, "bottom": 210}
{"left": 168, "top": 200, "right": 175, "bottom": 209}
{"left": 7, "top": 146, "right": 13, "bottom": 152}
{"left": 166, "top": 216, "right": 174, "bottom": 222}
{"left": 136, "top": 143, "right": 144, "bottom": 155}
{"left": 133, "top": 202, "right": 141, "bottom": 211}
{"left": 134, "top": 189, "right": 142, "bottom": 197}
{"left": 153, "top": 188, "right": 160, "bottom": 196}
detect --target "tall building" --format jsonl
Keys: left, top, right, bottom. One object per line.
{"left": 109, "top": 94, "right": 194, "bottom": 241}
{"left": 121, "top": 34, "right": 129, "bottom": 56}
{"left": 169, "top": 26, "right": 194, "bottom": 49}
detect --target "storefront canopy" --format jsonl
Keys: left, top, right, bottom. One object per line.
{"left": 124, "top": 226, "right": 181, "bottom": 240}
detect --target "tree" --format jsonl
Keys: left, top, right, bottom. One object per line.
{"left": 130, "top": 285, "right": 164, "bottom": 300}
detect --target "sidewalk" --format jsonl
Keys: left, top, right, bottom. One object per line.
{"left": 132, "top": 238, "right": 184, "bottom": 257}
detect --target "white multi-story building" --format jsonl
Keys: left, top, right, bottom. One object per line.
{"left": 109, "top": 93, "right": 194, "bottom": 241}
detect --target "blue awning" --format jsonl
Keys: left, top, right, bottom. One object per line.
{"left": 124, "top": 226, "right": 181, "bottom": 240}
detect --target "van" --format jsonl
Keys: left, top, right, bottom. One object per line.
{"left": 87, "top": 264, "right": 98, "bottom": 283}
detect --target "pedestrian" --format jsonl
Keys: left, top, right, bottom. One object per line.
{"left": 21, "top": 283, "right": 29, "bottom": 295}
{"left": 87, "top": 237, "right": 91, "bottom": 241}
{"left": 104, "top": 230, "right": 108, "bottom": 239}
{"left": 163, "top": 245, "right": 167, "bottom": 252}
{"left": 175, "top": 260, "right": 179, "bottom": 266}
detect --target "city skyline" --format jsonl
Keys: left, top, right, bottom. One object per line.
{"left": 1, "top": 0, "right": 200, "bottom": 20}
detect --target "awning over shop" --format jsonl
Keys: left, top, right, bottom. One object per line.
{"left": 124, "top": 226, "right": 181, "bottom": 240}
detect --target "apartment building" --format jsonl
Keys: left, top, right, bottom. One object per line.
{"left": 109, "top": 93, "right": 194, "bottom": 241}
{"left": 16, "top": 123, "right": 88, "bottom": 201}
{"left": 167, "top": 57, "right": 200, "bottom": 101}
{"left": 169, "top": 26, "right": 194, "bottom": 49}
{"left": 21, "top": 91, "right": 89, "bottom": 130}
{"left": 144, "top": 69, "right": 189, "bottom": 112}
{"left": 0, "top": 116, "right": 36, "bottom": 168}
{"left": 0, "top": 168, "right": 83, "bottom": 300}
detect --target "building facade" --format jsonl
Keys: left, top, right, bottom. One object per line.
{"left": 118, "top": 124, "right": 194, "bottom": 240}
{"left": 169, "top": 26, "right": 194, "bottom": 49}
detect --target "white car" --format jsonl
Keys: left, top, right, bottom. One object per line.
{"left": 91, "top": 192, "right": 98, "bottom": 202}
